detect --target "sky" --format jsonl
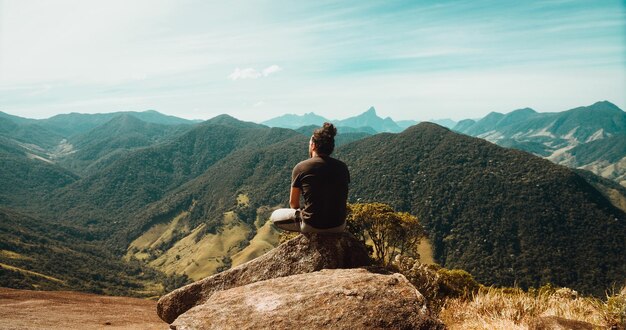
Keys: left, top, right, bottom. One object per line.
{"left": 0, "top": 0, "right": 625, "bottom": 123}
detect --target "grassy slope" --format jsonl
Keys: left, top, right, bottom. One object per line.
{"left": 0, "top": 207, "right": 175, "bottom": 296}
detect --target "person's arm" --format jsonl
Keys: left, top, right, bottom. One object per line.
{"left": 290, "top": 186, "right": 301, "bottom": 209}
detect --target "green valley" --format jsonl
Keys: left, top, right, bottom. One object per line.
{"left": 0, "top": 107, "right": 624, "bottom": 298}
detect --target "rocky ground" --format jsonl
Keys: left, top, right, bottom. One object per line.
{"left": 0, "top": 287, "right": 166, "bottom": 329}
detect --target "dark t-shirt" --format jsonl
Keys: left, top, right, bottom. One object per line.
{"left": 291, "top": 155, "right": 350, "bottom": 229}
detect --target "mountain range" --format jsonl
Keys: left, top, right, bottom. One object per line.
{"left": 264, "top": 101, "right": 626, "bottom": 188}
{"left": 452, "top": 101, "right": 626, "bottom": 186}
{"left": 1, "top": 106, "right": 625, "bottom": 298}
{"left": 262, "top": 106, "right": 418, "bottom": 133}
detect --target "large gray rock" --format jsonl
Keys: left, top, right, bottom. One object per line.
{"left": 171, "top": 268, "right": 444, "bottom": 330}
{"left": 157, "top": 232, "right": 372, "bottom": 323}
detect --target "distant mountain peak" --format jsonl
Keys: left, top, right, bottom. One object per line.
{"left": 594, "top": 100, "right": 617, "bottom": 107}
{"left": 205, "top": 114, "right": 240, "bottom": 124}
{"left": 350, "top": 107, "right": 379, "bottom": 119}
{"left": 263, "top": 106, "right": 406, "bottom": 133}
{"left": 511, "top": 107, "right": 537, "bottom": 114}
{"left": 205, "top": 114, "right": 263, "bottom": 129}
{"left": 261, "top": 112, "right": 328, "bottom": 129}
{"left": 408, "top": 121, "right": 450, "bottom": 132}
{"left": 335, "top": 106, "right": 402, "bottom": 133}
{"left": 484, "top": 111, "right": 504, "bottom": 119}
{"left": 588, "top": 100, "right": 621, "bottom": 112}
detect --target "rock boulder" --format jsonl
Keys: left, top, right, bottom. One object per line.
{"left": 157, "top": 232, "right": 372, "bottom": 323}
{"left": 171, "top": 268, "right": 444, "bottom": 330}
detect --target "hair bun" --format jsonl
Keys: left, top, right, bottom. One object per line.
{"left": 322, "top": 122, "right": 337, "bottom": 138}
{"left": 312, "top": 122, "right": 337, "bottom": 155}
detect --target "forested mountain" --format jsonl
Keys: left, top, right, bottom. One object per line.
{"left": 0, "top": 111, "right": 38, "bottom": 125}
{"left": 453, "top": 101, "right": 626, "bottom": 185}
{"left": 58, "top": 114, "right": 192, "bottom": 174}
{"left": 45, "top": 116, "right": 299, "bottom": 242}
{"left": 105, "top": 119, "right": 626, "bottom": 295}
{"left": 38, "top": 110, "right": 199, "bottom": 137}
{"left": 0, "top": 110, "right": 197, "bottom": 147}
{"left": 0, "top": 117, "right": 64, "bottom": 150}
{"left": 1, "top": 107, "right": 624, "bottom": 297}
{"left": 0, "top": 207, "right": 184, "bottom": 296}
{"left": 0, "top": 145, "right": 78, "bottom": 210}
{"left": 337, "top": 123, "right": 625, "bottom": 295}
{"left": 0, "top": 110, "right": 199, "bottom": 169}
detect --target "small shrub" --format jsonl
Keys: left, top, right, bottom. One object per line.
{"left": 597, "top": 286, "right": 626, "bottom": 329}
{"left": 437, "top": 268, "right": 480, "bottom": 300}
{"left": 393, "top": 255, "right": 479, "bottom": 313}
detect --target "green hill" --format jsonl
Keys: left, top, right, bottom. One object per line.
{"left": 0, "top": 207, "right": 184, "bottom": 296}
{"left": 568, "top": 134, "right": 626, "bottom": 165}
{"left": 0, "top": 152, "right": 78, "bottom": 210}
{"left": 337, "top": 123, "right": 626, "bottom": 295}
{"left": 46, "top": 118, "right": 299, "bottom": 242}
{"left": 59, "top": 114, "right": 192, "bottom": 174}
{"left": 455, "top": 101, "right": 626, "bottom": 143}
{"left": 39, "top": 110, "right": 198, "bottom": 137}
{"left": 453, "top": 101, "right": 626, "bottom": 186}
{"left": 0, "top": 117, "right": 64, "bottom": 151}
{"left": 121, "top": 120, "right": 624, "bottom": 295}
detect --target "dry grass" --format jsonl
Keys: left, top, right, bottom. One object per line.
{"left": 150, "top": 220, "right": 249, "bottom": 280}
{"left": 416, "top": 239, "right": 436, "bottom": 265}
{"left": 439, "top": 285, "right": 626, "bottom": 329}
{"left": 231, "top": 220, "right": 280, "bottom": 267}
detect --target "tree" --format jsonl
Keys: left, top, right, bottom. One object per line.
{"left": 346, "top": 202, "right": 425, "bottom": 266}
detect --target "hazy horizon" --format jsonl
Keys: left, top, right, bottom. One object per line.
{"left": 1, "top": 1, "right": 624, "bottom": 122}
{"left": 1, "top": 99, "right": 621, "bottom": 125}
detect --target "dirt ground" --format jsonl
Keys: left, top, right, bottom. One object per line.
{"left": 0, "top": 287, "right": 168, "bottom": 329}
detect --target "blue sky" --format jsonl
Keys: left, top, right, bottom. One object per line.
{"left": 0, "top": 0, "right": 624, "bottom": 122}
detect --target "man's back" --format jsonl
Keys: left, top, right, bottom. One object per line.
{"left": 292, "top": 155, "right": 350, "bottom": 229}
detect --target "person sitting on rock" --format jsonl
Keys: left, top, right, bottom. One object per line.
{"left": 271, "top": 122, "right": 350, "bottom": 233}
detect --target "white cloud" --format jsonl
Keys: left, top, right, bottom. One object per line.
{"left": 253, "top": 101, "right": 266, "bottom": 107}
{"left": 262, "top": 65, "right": 283, "bottom": 76}
{"left": 228, "top": 65, "right": 282, "bottom": 80}
{"left": 228, "top": 67, "right": 262, "bottom": 80}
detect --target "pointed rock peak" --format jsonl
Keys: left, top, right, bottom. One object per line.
{"left": 365, "top": 107, "right": 377, "bottom": 115}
